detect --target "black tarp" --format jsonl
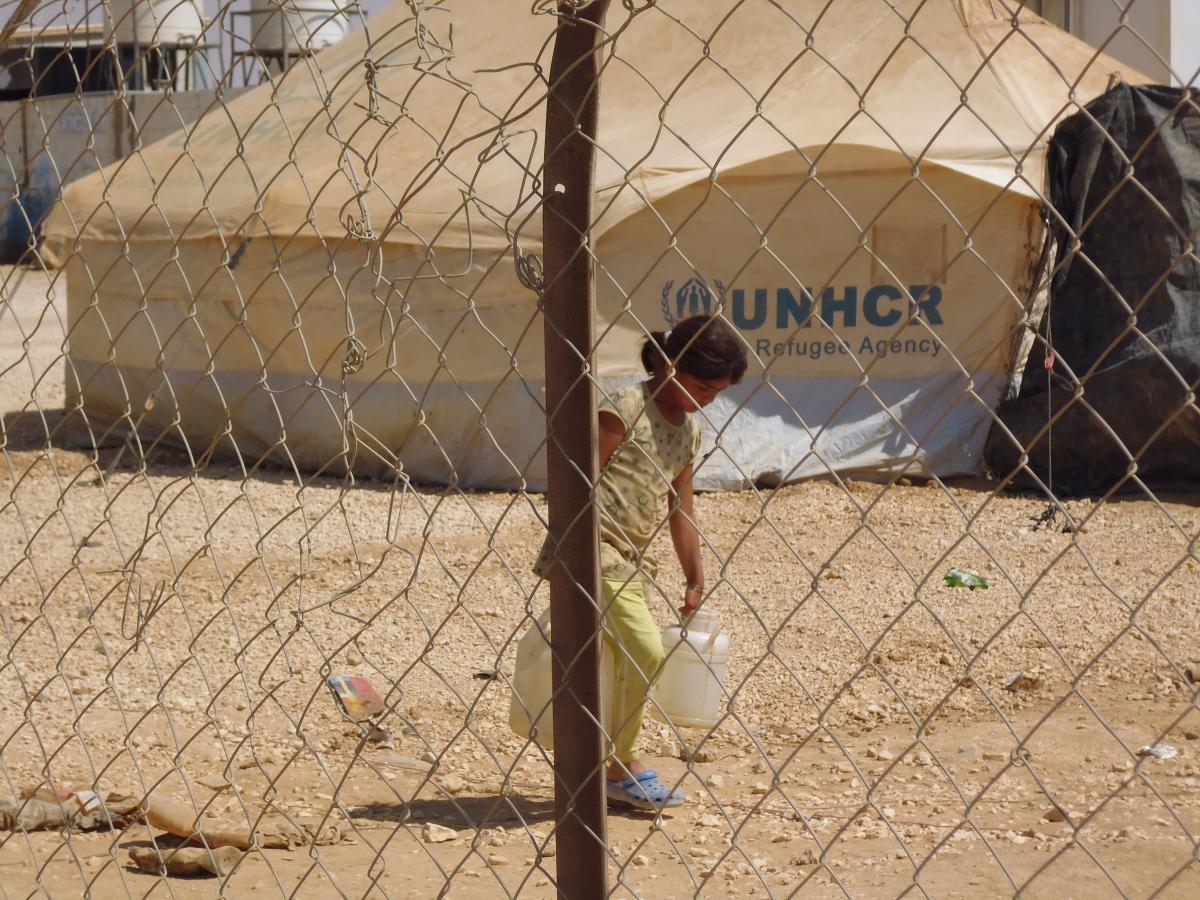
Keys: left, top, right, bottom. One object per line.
{"left": 985, "top": 84, "right": 1200, "bottom": 495}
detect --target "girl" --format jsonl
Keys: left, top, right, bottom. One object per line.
{"left": 537, "top": 314, "right": 748, "bottom": 811}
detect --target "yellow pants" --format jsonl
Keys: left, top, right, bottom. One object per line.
{"left": 602, "top": 579, "right": 666, "bottom": 765}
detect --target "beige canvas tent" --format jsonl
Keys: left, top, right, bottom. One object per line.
{"left": 44, "top": 0, "right": 1145, "bottom": 488}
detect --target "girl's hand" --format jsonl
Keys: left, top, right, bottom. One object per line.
{"left": 679, "top": 584, "right": 703, "bottom": 618}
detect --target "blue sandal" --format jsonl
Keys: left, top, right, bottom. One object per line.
{"left": 606, "top": 770, "right": 684, "bottom": 811}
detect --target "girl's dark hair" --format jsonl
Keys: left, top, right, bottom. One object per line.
{"left": 640, "top": 315, "right": 748, "bottom": 384}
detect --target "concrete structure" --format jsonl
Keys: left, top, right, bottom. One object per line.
{"left": 1023, "top": 0, "right": 1199, "bottom": 86}
{"left": 0, "top": 89, "right": 247, "bottom": 260}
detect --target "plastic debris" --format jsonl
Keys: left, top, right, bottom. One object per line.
{"left": 128, "top": 845, "right": 242, "bottom": 877}
{"left": 1137, "top": 744, "right": 1178, "bottom": 760}
{"left": 145, "top": 791, "right": 345, "bottom": 849}
{"left": 944, "top": 568, "right": 989, "bottom": 590}
{"left": 0, "top": 788, "right": 140, "bottom": 833}
{"left": 328, "top": 674, "right": 395, "bottom": 748}
{"left": 327, "top": 674, "right": 386, "bottom": 721}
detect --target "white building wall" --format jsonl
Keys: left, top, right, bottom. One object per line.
{"left": 1071, "top": 0, "right": 1171, "bottom": 83}
{"left": 1068, "top": 0, "right": 1197, "bottom": 86}
{"left": 1170, "top": 0, "right": 1200, "bottom": 87}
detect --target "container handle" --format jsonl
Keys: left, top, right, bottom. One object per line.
{"left": 700, "top": 624, "right": 721, "bottom": 652}
{"left": 682, "top": 611, "right": 721, "bottom": 652}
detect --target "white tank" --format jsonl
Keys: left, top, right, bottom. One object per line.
{"left": 652, "top": 608, "right": 730, "bottom": 729}
{"left": 508, "top": 608, "right": 614, "bottom": 751}
{"left": 107, "top": 0, "right": 203, "bottom": 46}
{"left": 248, "top": 0, "right": 349, "bottom": 54}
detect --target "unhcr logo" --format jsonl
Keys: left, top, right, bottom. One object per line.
{"left": 661, "top": 279, "right": 944, "bottom": 331}
{"left": 661, "top": 277, "right": 725, "bottom": 327}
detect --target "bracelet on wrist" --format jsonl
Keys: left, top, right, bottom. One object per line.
{"left": 686, "top": 582, "right": 704, "bottom": 593}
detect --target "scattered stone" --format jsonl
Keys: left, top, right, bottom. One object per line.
{"left": 982, "top": 751, "right": 1007, "bottom": 762}
{"left": 363, "top": 723, "right": 395, "bottom": 749}
{"left": 1004, "top": 672, "right": 1041, "bottom": 692}
{"left": 790, "top": 849, "right": 818, "bottom": 866}
{"left": 1184, "top": 731, "right": 1199, "bottom": 741}
{"left": 706, "top": 774, "right": 725, "bottom": 790}
{"left": 196, "top": 775, "right": 231, "bottom": 792}
{"left": 438, "top": 774, "right": 467, "bottom": 795}
{"left": 697, "top": 814, "right": 721, "bottom": 828}
{"left": 422, "top": 822, "right": 456, "bottom": 844}
{"left": 1042, "top": 807, "right": 1067, "bottom": 823}
{"left": 486, "top": 854, "right": 508, "bottom": 866}
{"left": 377, "top": 754, "right": 429, "bottom": 772}
{"left": 419, "top": 751, "right": 438, "bottom": 764}
{"left": 750, "top": 782, "right": 770, "bottom": 795}
{"left": 771, "top": 831, "right": 792, "bottom": 843}
{"left": 1137, "top": 744, "right": 1178, "bottom": 760}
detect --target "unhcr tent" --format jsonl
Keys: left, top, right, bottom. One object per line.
{"left": 44, "top": 0, "right": 1144, "bottom": 489}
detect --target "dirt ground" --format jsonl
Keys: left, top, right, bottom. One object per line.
{"left": 1, "top": 264, "right": 1198, "bottom": 898}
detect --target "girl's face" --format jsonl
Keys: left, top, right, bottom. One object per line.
{"left": 668, "top": 371, "right": 732, "bottom": 411}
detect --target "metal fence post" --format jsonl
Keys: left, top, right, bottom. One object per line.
{"left": 542, "top": 1, "right": 612, "bottom": 896}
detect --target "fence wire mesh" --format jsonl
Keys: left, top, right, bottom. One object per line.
{"left": 0, "top": 0, "right": 1198, "bottom": 896}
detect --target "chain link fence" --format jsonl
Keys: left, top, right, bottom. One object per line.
{"left": 0, "top": 0, "right": 1198, "bottom": 895}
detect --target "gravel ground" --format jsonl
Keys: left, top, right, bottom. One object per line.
{"left": 1, "top": 264, "right": 1198, "bottom": 898}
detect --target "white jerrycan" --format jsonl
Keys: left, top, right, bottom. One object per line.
{"left": 651, "top": 608, "right": 729, "bottom": 729}
{"left": 508, "top": 609, "right": 613, "bottom": 751}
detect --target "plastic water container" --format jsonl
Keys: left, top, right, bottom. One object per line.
{"left": 508, "top": 609, "right": 612, "bottom": 751}
{"left": 652, "top": 609, "right": 729, "bottom": 729}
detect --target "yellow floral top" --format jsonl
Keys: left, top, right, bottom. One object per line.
{"left": 535, "top": 381, "right": 701, "bottom": 582}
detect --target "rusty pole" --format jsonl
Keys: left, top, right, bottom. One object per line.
{"left": 542, "top": 1, "right": 611, "bottom": 897}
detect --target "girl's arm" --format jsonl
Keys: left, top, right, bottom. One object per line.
{"left": 670, "top": 463, "right": 704, "bottom": 615}
{"left": 598, "top": 411, "right": 624, "bottom": 467}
